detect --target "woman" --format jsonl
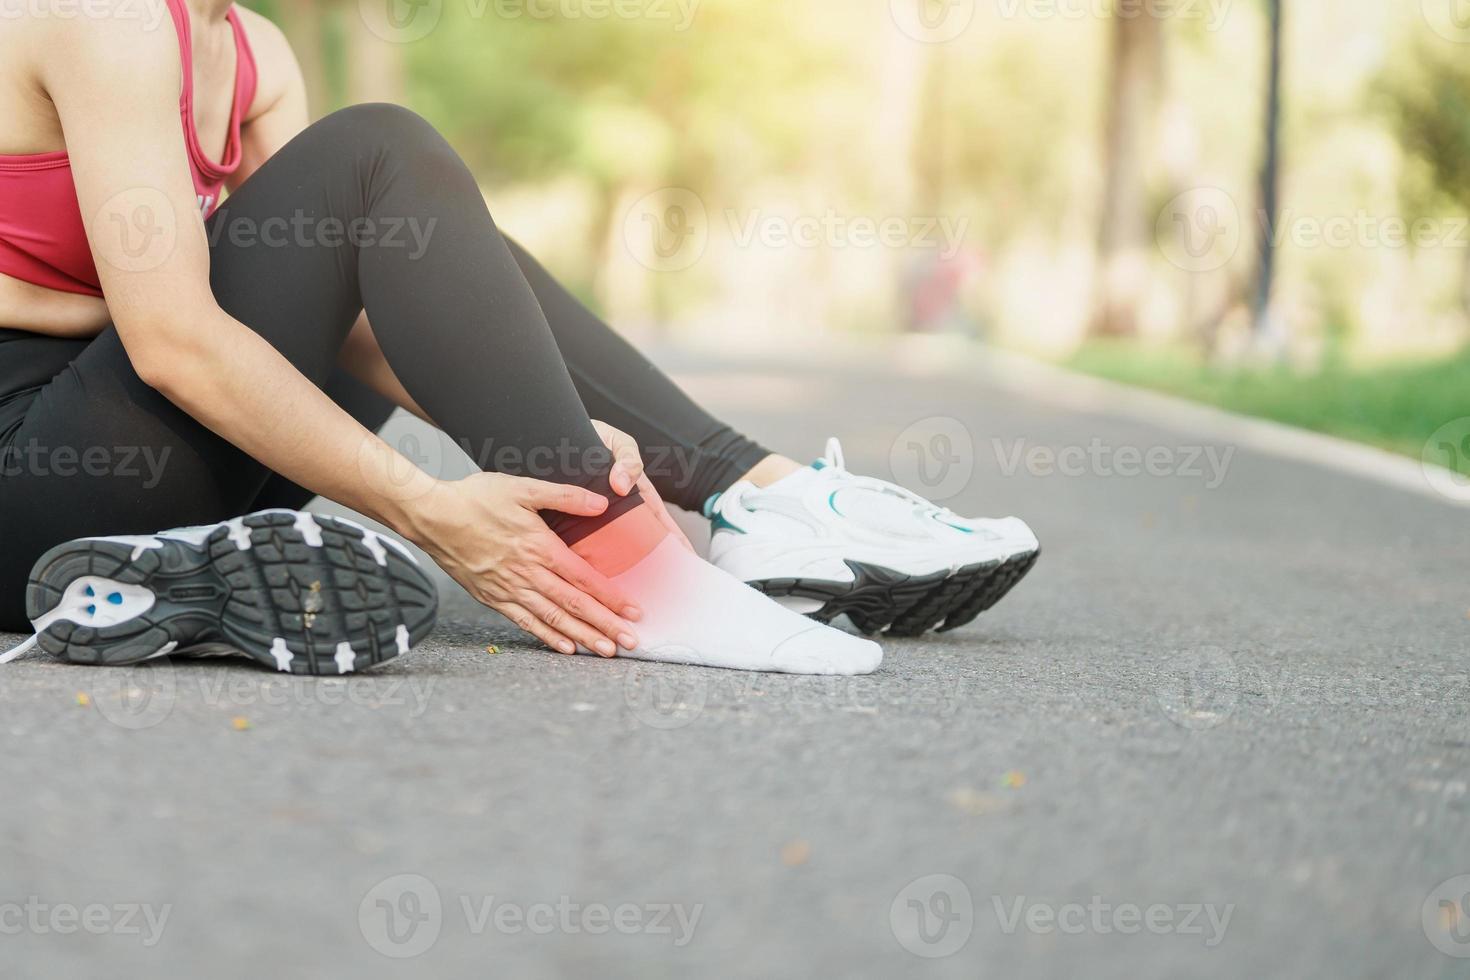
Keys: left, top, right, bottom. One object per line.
{"left": 0, "top": 0, "right": 1037, "bottom": 675}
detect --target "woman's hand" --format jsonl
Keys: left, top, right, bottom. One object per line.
{"left": 408, "top": 473, "right": 642, "bottom": 657}
{"left": 592, "top": 420, "right": 695, "bottom": 553}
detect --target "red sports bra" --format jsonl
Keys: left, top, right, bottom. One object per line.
{"left": 0, "top": 0, "right": 257, "bottom": 298}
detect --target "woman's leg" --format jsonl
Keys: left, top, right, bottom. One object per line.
{"left": 0, "top": 104, "right": 880, "bottom": 674}
{"left": 502, "top": 239, "right": 774, "bottom": 511}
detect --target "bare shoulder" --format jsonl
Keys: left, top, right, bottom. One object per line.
{"left": 26, "top": 1, "right": 181, "bottom": 94}
{"left": 233, "top": 5, "right": 305, "bottom": 118}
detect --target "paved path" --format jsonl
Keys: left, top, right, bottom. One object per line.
{"left": 2, "top": 345, "right": 1466, "bottom": 979}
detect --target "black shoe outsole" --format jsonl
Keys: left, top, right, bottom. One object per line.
{"left": 24, "top": 511, "right": 439, "bottom": 675}
{"left": 747, "top": 546, "right": 1039, "bottom": 637}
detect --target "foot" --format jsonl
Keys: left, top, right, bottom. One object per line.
{"left": 1, "top": 509, "right": 438, "bottom": 674}
{"left": 707, "top": 438, "right": 1039, "bottom": 635}
{"left": 606, "top": 534, "right": 883, "bottom": 675}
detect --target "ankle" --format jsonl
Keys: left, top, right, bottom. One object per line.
{"left": 737, "top": 454, "right": 802, "bottom": 489}
{"left": 569, "top": 504, "right": 668, "bottom": 577}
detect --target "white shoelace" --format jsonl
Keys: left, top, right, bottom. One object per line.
{"left": 817, "top": 437, "right": 965, "bottom": 523}
{"left": 0, "top": 633, "right": 38, "bottom": 665}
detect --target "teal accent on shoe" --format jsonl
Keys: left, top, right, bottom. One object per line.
{"left": 811, "top": 459, "right": 827, "bottom": 470}
{"left": 710, "top": 512, "right": 746, "bottom": 535}
{"left": 937, "top": 517, "right": 974, "bottom": 533}
{"left": 107, "top": 592, "right": 124, "bottom": 605}
{"left": 827, "top": 490, "right": 844, "bottom": 517}
{"left": 701, "top": 492, "right": 722, "bottom": 518}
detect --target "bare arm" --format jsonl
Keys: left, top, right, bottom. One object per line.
{"left": 51, "top": 11, "right": 432, "bottom": 534}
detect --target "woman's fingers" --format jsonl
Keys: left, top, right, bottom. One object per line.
{"left": 591, "top": 420, "right": 644, "bottom": 496}
{"left": 521, "top": 586, "right": 624, "bottom": 657}
{"left": 510, "top": 477, "right": 609, "bottom": 517}
{"left": 498, "top": 601, "right": 575, "bottom": 655}
{"left": 532, "top": 570, "right": 638, "bottom": 652}
{"left": 549, "top": 545, "right": 642, "bottom": 622}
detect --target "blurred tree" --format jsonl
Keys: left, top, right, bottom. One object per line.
{"left": 1250, "top": 0, "right": 1283, "bottom": 343}
{"left": 1091, "top": 4, "right": 1163, "bottom": 337}
{"left": 1378, "top": 33, "right": 1470, "bottom": 315}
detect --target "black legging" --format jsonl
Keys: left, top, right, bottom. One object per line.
{"left": 0, "top": 104, "right": 768, "bottom": 630}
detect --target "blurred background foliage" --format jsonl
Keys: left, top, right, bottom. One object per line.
{"left": 244, "top": 0, "right": 1470, "bottom": 457}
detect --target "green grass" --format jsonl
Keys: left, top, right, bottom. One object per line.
{"left": 1066, "top": 341, "right": 1470, "bottom": 478}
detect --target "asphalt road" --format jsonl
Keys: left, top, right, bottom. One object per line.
{"left": 2, "top": 345, "right": 1466, "bottom": 979}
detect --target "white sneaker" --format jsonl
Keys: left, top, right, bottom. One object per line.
{"left": 707, "top": 438, "right": 1039, "bottom": 635}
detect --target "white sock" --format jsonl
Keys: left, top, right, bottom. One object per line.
{"left": 604, "top": 536, "right": 882, "bottom": 675}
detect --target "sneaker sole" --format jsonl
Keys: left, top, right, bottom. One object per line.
{"left": 747, "top": 546, "right": 1039, "bottom": 636}
{"left": 23, "top": 510, "right": 438, "bottom": 674}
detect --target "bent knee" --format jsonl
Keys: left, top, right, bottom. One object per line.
{"left": 310, "top": 103, "right": 451, "bottom": 161}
